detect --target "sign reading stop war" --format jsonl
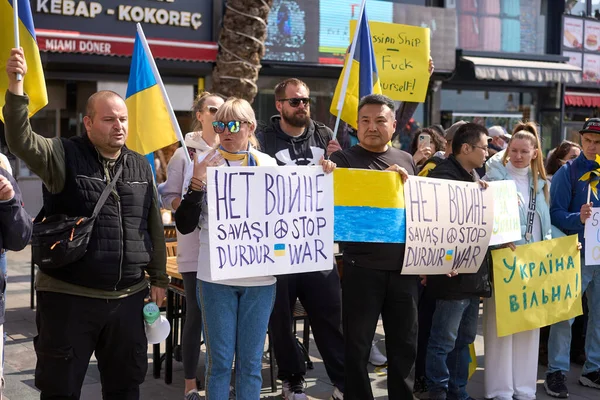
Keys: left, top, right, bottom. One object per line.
{"left": 402, "top": 177, "right": 494, "bottom": 275}
{"left": 350, "top": 20, "right": 430, "bottom": 102}
{"left": 207, "top": 166, "right": 334, "bottom": 281}
{"left": 585, "top": 207, "right": 600, "bottom": 265}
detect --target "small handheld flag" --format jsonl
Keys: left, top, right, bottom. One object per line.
{"left": 125, "top": 24, "right": 188, "bottom": 161}
{"left": 0, "top": 0, "right": 48, "bottom": 121}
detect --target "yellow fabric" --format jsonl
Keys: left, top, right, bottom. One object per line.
{"left": 217, "top": 149, "right": 261, "bottom": 166}
{"left": 418, "top": 161, "right": 436, "bottom": 177}
{"left": 333, "top": 168, "right": 403, "bottom": 208}
{"left": 125, "top": 85, "right": 178, "bottom": 155}
{"left": 0, "top": 0, "right": 48, "bottom": 122}
{"left": 491, "top": 235, "right": 583, "bottom": 337}
{"left": 468, "top": 343, "right": 477, "bottom": 379}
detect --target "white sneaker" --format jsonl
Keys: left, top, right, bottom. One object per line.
{"left": 331, "top": 386, "right": 344, "bottom": 400}
{"left": 282, "top": 378, "right": 308, "bottom": 400}
{"left": 369, "top": 341, "right": 387, "bottom": 366}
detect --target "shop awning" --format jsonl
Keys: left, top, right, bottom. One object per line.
{"left": 35, "top": 29, "right": 218, "bottom": 62}
{"left": 462, "top": 56, "right": 582, "bottom": 84}
{"left": 565, "top": 91, "right": 600, "bottom": 108}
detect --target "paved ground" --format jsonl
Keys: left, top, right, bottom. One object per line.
{"left": 2, "top": 247, "right": 599, "bottom": 399}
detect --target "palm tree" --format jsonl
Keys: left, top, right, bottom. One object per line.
{"left": 211, "top": 0, "right": 274, "bottom": 102}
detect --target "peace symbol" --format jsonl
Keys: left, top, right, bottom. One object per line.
{"left": 274, "top": 220, "right": 289, "bottom": 239}
{"left": 447, "top": 228, "right": 458, "bottom": 244}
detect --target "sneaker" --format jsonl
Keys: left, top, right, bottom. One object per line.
{"left": 282, "top": 376, "right": 307, "bottom": 400}
{"left": 331, "top": 386, "right": 344, "bottom": 400}
{"left": 184, "top": 389, "right": 201, "bottom": 400}
{"left": 544, "top": 371, "right": 569, "bottom": 398}
{"left": 369, "top": 341, "right": 387, "bottom": 366}
{"left": 413, "top": 376, "right": 429, "bottom": 399}
{"left": 579, "top": 370, "right": 600, "bottom": 389}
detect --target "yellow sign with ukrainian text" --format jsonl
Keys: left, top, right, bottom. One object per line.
{"left": 492, "top": 235, "right": 583, "bottom": 337}
{"left": 350, "top": 20, "right": 430, "bottom": 102}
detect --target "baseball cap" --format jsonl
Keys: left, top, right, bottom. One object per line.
{"left": 580, "top": 118, "right": 600, "bottom": 135}
{"left": 445, "top": 120, "right": 467, "bottom": 141}
{"left": 488, "top": 126, "right": 511, "bottom": 140}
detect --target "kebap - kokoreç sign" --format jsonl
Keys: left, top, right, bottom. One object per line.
{"left": 32, "top": 0, "right": 215, "bottom": 61}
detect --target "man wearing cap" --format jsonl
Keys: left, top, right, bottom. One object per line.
{"left": 544, "top": 118, "right": 600, "bottom": 397}
{"left": 487, "top": 126, "right": 511, "bottom": 156}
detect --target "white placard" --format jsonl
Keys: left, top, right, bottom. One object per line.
{"left": 585, "top": 207, "right": 600, "bottom": 266}
{"left": 207, "top": 166, "right": 334, "bottom": 280}
{"left": 488, "top": 181, "right": 522, "bottom": 246}
{"left": 402, "top": 176, "right": 495, "bottom": 275}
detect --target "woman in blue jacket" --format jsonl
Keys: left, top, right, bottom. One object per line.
{"left": 483, "top": 122, "right": 551, "bottom": 400}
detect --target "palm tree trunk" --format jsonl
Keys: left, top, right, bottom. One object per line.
{"left": 211, "top": 0, "right": 274, "bottom": 102}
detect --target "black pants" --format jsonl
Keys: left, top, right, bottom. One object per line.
{"left": 34, "top": 289, "right": 149, "bottom": 400}
{"left": 268, "top": 268, "right": 345, "bottom": 390}
{"left": 342, "top": 262, "right": 419, "bottom": 400}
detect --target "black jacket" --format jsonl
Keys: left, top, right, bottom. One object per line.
{"left": 40, "top": 136, "right": 155, "bottom": 291}
{"left": 426, "top": 155, "right": 492, "bottom": 299}
{"left": 0, "top": 167, "right": 33, "bottom": 324}
{"left": 256, "top": 116, "right": 333, "bottom": 166}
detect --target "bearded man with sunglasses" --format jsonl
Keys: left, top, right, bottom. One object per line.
{"left": 256, "top": 78, "right": 345, "bottom": 400}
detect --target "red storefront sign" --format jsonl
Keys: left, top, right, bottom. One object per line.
{"left": 36, "top": 29, "right": 218, "bottom": 62}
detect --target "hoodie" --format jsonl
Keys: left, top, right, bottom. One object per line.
{"left": 256, "top": 115, "right": 333, "bottom": 166}
{"left": 159, "top": 132, "right": 213, "bottom": 274}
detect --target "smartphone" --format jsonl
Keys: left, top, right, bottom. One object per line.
{"left": 418, "top": 134, "right": 431, "bottom": 148}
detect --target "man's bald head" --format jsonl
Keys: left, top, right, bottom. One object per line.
{"left": 86, "top": 91, "right": 125, "bottom": 120}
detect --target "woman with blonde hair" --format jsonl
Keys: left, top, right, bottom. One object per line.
{"left": 483, "top": 122, "right": 552, "bottom": 400}
{"left": 175, "top": 97, "right": 335, "bottom": 398}
{"left": 159, "top": 91, "right": 225, "bottom": 400}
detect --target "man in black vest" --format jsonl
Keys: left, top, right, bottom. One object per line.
{"left": 256, "top": 78, "right": 345, "bottom": 400}
{"left": 3, "top": 48, "right": 167, "bottom": 399}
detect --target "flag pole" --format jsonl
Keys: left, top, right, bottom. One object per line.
{"left": 135, "top": 23, "right": 191, "bottom": 164}
{"left": 13, "top": 0, "right": 22, "bottom": 81}
{"left": 332, "top": 0, "right": 367, "bottom": 140}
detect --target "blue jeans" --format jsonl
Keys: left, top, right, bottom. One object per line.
{"left": 197, "top": 280, "right": 276, "bottom": 400}
{"left": 547, "top": 263, "right": 600, "bottom": 375}
{"left": 426, "top": 296, "right": 480, "bottom": 400}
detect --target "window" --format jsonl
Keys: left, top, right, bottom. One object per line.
{"left": 456, "top": 0, "right": 546, "bottom": 54}
{"left": 567, "top": 0, "right": 588, "bottom": 16}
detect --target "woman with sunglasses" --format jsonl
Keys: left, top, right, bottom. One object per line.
{"left": 159, "top": 91, "right": 225, "bottom": 400}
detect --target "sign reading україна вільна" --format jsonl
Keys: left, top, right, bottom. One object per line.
{"left": 207, "top": 166, "right": 334, "bottom": 281}
{"left": 350, "top": 20, "right": 430, "bottom": 103}
{"left": 492, "top": 235, "right": 583, "bottom": 337}
{"left": 401, "top": 176, "right": 494, "bottom": 275}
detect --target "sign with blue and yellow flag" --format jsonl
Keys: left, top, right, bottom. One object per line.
{"left": 125, "top": 25, "right": 180, "bottom": 156}
{"left": 0, "top": 0, "right": 48, "bottom": 122}
{"left": 333, "top": 168, "right": 405, "bottom": 243}
{"left": 330, "top": 3, "right": 382, "bottom": 130}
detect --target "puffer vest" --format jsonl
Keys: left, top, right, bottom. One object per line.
{"left": 41, "top": 136, "right": 154, "bottom": 290}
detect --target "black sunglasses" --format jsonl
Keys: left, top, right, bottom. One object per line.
{"left": 212, "top": 120, "right": 250, "bottom": 134}
{"left": 278, "top": 97, "right": 311, "bottom": 107}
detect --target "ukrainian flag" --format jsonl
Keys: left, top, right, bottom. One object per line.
{"left": 330, "top": 4, "right": 382, "bottom": 130}
{"left": 334, "top": 168, "right": 405, "bottom": 243}
{"left": 0, "top": 0, "right": 48, "bottom": 122}
{"left": 125, "top": 29, "right": 179, "bottom": 155}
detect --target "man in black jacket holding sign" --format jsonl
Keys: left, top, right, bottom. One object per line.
{"left": 256, "top": 78, "right": 346, "bottom": 399}
{"left": 424, "top": 123, "right": 493, "bottom": 400}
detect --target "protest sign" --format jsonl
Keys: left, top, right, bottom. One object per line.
{"left": 350, "top": 20, "right": 430, "bottom": 102}
{"left": 585, "top": 207, "right": 600, "bottom": 265}
{"left": 402, "top": 176, "right": 494, "bottom": 275}
{"left": 492, "top": 235, "right": 583, "bottom": 337}
{"left": 207, "top": 166, "right": 334, "bottom": 281}
{"left": 333, "top": 168, "right": 405, "bottom": 243}
{"left": 488, "top": 181, "right": 521, "bottom": 246}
